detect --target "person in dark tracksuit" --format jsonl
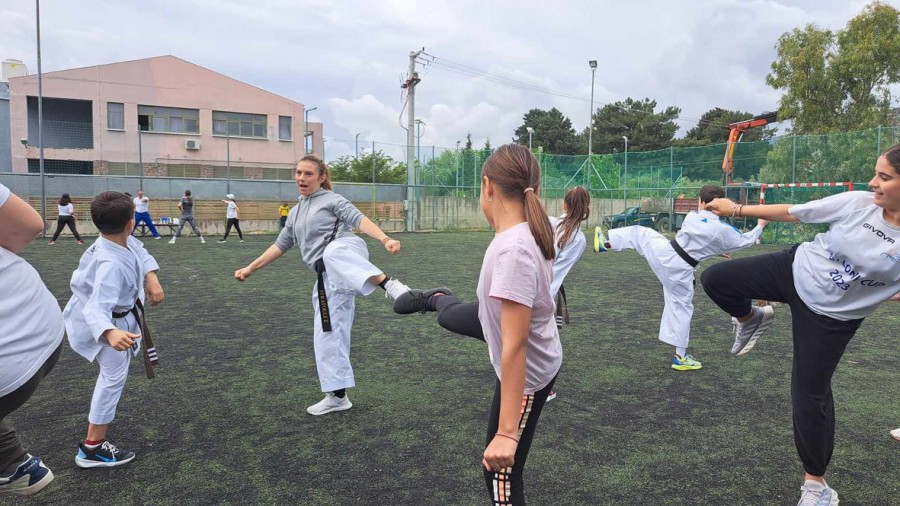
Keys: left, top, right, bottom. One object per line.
{"left": 169, "top": 190, "right": 205, "bottom": 244}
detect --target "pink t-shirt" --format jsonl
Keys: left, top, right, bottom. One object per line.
{"left": 477, "top": 222, "right": 561, "bottom": 393}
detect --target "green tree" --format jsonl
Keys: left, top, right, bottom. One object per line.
{"left": 513, "top": 108, "right": 580, "bottom": 155}
{"left": 328, "top": 151, "right": 407, "bottom": 184}
{"left": 766, "top": 1, "right": 900, "bottom": 134}
{"left": 676, "top": 108, "right": 777, "bottom": 147}
{"left": 583, "top": 97, "right": 681, "bottom": 154}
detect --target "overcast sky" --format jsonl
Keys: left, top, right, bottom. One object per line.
{"left": 2, "top": 0, "right": 897, "bottom": 161}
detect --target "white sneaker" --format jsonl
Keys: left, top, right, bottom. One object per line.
{"left": 891, "top": 427, "right": 900, "bottom": 441}
{"left": 383, "top": 278, "right": 410, "bottom": 302}
{"left": 200, "top": 237, "right": 206, "bottom": 244}
{"left": 797, "top": 481, "right": 839, "bottom": 506}
{"left": 168, "top": 238, "right": 176, "bottom": 244}
{"left": 306, "top": 393, "right": 352, "bottom": 416}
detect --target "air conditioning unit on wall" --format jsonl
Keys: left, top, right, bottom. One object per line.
{"left": 185, "top": 139, "right": 201, "bottom": 150}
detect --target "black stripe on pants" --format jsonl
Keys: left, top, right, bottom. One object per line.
{"left": 484, "top": 375, "right": 555, "bottom": 505}
{"left": 0, "top": 343, "right": 62, "bottom": 472}
{"left": 700, "top": 247, "right": 863, "bottom": 476}
{"left": 51, "top": 216, "right": 82, "bottom": 241}
{"left": 223, "top": 218, "right": 243, "bottom": 240}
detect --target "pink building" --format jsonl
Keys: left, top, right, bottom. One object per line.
{"left": 7, "top": 55, "right": 322, "bottom": 178}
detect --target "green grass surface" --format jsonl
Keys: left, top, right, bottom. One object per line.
{"left": 7, "top": 233, "right": 899, "bottom": 505}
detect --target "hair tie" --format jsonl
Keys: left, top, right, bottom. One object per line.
{"left": 524, "top": 187, "right": 535, "bottom": 194}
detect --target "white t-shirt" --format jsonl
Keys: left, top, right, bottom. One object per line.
{"left": 58, "top": 203, "right": 74, "bottom": 216}
{"left": 226, "top": 201, "right": 238, "bottom": 219}
{"left": 477, "top": 222, "right": 561, "bottom": 393}
{"left": 789, "top": 191, "right": 900, "bottom": 320}
{"left": 133, "top": 197, "right": 149, "bottom": 214}
{"left": 0, "top": 183, "right": 65, "bottom": 396}
{"left": 549, "top": 215, "right": 586, "bottom": 299}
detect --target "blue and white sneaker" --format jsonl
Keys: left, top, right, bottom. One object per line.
{"left": 0, "top": 454, "right": 54, "bottom": 496}
{"left": 594, "top": 227, "right": 609, "bottom": 253}
{"left": 75, "top": 441, "right": 135, "bottom": 468}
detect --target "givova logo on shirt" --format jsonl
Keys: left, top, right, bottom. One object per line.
{"left": 863, "top": 223, "right": 896, "bottom": 244}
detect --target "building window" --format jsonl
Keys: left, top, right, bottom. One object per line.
{"left": 107, "top": 102, "right": 124, "bottom": 130}
{"left": 279, "top": 116, "right": 292, "bottom": 140}
{"left": 28, "top": 159, "right": 93, "bottom": 175}
{"left": 137, "top": 105, "right": 199, "bottom": 134}
{"left": 212, "top": 111, "right": 267, "bottom": 139}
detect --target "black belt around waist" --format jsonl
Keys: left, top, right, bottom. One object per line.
{"left": 314, "top": 259, "right": 333, "bottom": 332}
{"left": 112, "top": 298, "right": 158, "bottom": 379}
{"left": 669, "top": 239, "right": 699, "bottom": 268}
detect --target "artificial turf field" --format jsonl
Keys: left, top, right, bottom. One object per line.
{"left": 8, "top": 232, "right": 900, "bottom": 506}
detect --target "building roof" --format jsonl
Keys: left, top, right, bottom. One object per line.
{"left": 8, "top": 55, "right": 304, "bottom": 108}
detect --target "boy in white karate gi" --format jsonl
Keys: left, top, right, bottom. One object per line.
{"left": 64, "top": 191, "right": 164, "bottom": 468}
{"left": 594, "top": 185, "right": 767, "bottom": 371}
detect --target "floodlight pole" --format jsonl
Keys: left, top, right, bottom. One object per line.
{"left": 587, "top": 60, "right": 597, "bottom": 189}
{"left": 36, "top": 0, "right": 46, "bottom": 235}
{"left": 623, "top": 135, "right": 628, "bottom": 203}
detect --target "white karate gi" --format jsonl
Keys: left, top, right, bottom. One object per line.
{"left": 63, "top": 236, "right": 159, "bottom": 424}
{"left": 608, "top": 210, "right": 763, "bottom": 348}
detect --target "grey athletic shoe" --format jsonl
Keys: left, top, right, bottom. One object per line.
{"left": 796, "top": 483, "right": 839, "bottom": 506}
{"left": 393, "top": 287, "right": 454, "bottom": 314}
{"left": 730, "top": 305, "right": 775, "bottom": 355}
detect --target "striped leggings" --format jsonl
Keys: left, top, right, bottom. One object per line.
{"left": 433, "top": 295, "right": 555, "bottom": 505}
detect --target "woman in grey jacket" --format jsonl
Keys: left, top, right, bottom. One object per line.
{"left": 235, "top": 154, "right": 409, "bottom": 415}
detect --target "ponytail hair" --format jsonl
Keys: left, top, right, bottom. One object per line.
{"left": 58, "top": 193, "right": 72, "bottom": 206}
{"left": 300, "top": 154, "right": 333, "bottom": 191}
{"left": 557, "top": 186, "right": 590, "bottom": 249}
{"left": 482, "top": 144, "right": 555, "bottom": 260}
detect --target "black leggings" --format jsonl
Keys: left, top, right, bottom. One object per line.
{"left": 223, "top": 218, "right": 243, "bottom": 240}
{"left": 0, "top": 344, "right": 62, "bottom": 472}
{"left": 51, "top": 216, "right": 82, "bottom": 241}
{"left": 700, "top": 246, "right": 863, "bottom": 477}
{"left": 434, "top": 295, "right": 553, "bottom": 505}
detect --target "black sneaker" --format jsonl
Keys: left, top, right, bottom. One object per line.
{"left": 75, "top": 441, "right": 135, "bottom": 468}
{"left": 393, "top": 287, "right": 453, "bottom": 314}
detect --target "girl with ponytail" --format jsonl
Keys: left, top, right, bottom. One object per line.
{"left": 392, "top": 144, "right": 560, "bottom": 505}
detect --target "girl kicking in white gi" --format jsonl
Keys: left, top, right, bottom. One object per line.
{"left": 64, "top": 192, "right": 164, "bottom": 468}
{"left": 235, "top": 154, "right": 409, "bottom": 416}
{"left": 700, "top": 144, "right": 900, "bottom": 506}
{"left": 594, "top": 185, "right": 767, "bottom": 371}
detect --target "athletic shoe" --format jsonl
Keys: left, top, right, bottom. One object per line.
{"left": 306, "top": 393, "right": 352, "bottom": 416}
{"left": 75, "top": 441, "right": 135, "bottom": 468}
{"left": 153, "top": 236, "right": 161, "bottom": 240}
{"left": 671, "top": 354, "right": 702, "bottom": 371}
{"left": 0, "top": 454, "right": 54, "bottom": 496}
{"left": 796, "top": 481, "right": 839, "bottom": 506}
{"left": 218, "top": 240, "right": 226, "bottom": 243}
{"left": 383, "top": 278, "right": 411, "bottom": 302}
{"left": 594, "top": 227, "right": 609, "bottom": 253}
{"left": 731, "top": 305, "right": 775, "bottom": 356}
{"left": 546, "top": 390, "right": 557, "bottom": 401}
{"left": 891, "top": 428, "right": 900, "bottom": 441}
{"left": 393, "top": 287, "right": 454, "bottom": 314}
{"left": 239, "top": 239, "right": 244, "bottom": 242}
{"left": 48, "top": 241, "right": 56, "bottom": 245}
{"left": 200, "top": 237, "right": 206, "bottom": 244}
{"left": 168, "top": 237, "right": 176, "bottom": 244}
{"left": 77, "top": 240, "right": 85, "bottom": 245}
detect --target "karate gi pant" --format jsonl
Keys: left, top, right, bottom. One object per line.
{"left": 88, "top": 315, "right": 140, "bottom": 425}
{"left": 609, "top": 226, "right": 695, "bottom": 349}
{"left": 312, "top": 236, "right": 381, "bottom": 393}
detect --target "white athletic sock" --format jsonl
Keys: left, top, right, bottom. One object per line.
{"left": 675, "top": 347, "right": 687, "bottom": 358}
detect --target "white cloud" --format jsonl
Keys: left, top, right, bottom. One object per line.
{"left": 2, "top": 0, "right": 897, "bottom": 161}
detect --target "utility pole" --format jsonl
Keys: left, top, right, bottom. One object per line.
{"left": 402, "top": 49, "right": 423, "bottom": 232}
